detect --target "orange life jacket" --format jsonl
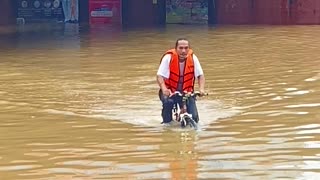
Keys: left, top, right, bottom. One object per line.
{"left": 160, "top": 49, "right": 195, "bottom": 93}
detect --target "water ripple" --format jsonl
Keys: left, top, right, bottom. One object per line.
{"left": 0, "top": 25, "right": 320, "bottom": 179}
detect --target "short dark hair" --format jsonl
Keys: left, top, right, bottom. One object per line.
{"left": 175, "top": 38, "right": 189, "bottom": 48}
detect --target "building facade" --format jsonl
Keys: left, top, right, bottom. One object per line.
{"left": 1, "top": 0, "right": 320, "bottom": 26}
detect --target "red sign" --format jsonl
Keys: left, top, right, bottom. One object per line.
{"left": 89, "top": 0, "right": 121, "bottom": 24}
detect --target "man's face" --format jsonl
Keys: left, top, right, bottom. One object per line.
{"left": 176, "top": 40, "right": 189, "bottom": 60}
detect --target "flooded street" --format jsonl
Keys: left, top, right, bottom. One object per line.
{"left": 0, "top": 24, "right": 320, "bottom": 179}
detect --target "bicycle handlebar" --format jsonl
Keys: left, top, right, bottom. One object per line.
{"left": 171, "top": 91, "right": 208, "bottom": 97}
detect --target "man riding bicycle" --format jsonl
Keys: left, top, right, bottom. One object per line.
{"left": 156, "top": 38, "right": 206, "bottom": 125}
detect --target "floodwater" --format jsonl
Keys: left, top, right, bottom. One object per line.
{"left": 0, "top": 23, "right": 320, "bottom": 179}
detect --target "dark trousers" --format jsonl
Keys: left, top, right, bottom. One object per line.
{"left": 159, "top": 90, "right": 199, "bottom": 123}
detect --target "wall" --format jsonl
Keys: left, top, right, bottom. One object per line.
{"left": 253, "top": 0, "right": 289, "bottom": 25}
{"left": 0, "top": 0, "right": 15, "bottom": 25}
{"left": 215, "top": 0, "right": 253, "bottom": 24}
{"left": 122, "top": 0, "right": 158, "bottom": 27}
{"left": 79, "top": 0, "right": 89, "bottom": 23}
{"left": 290, "top": 0, "right": 320, "bottom": 24}
{"left": 214, "top": 0, "right": 320, "bottom": 25}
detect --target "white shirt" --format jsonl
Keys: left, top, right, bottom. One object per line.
{"left": 157, "top": 54, "right": 204, "bottom": 79}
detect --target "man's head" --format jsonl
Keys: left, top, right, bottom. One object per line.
{"left": 175, "top": 38, "right": 190, "bottom": 60}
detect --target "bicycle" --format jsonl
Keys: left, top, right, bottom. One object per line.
{"left": 171, "top": 91, "right": 207, "bottom": 130}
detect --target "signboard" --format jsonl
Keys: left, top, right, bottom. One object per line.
{"left": 89, "top": 0, "right": 121, "bottom": 25}
{"left": 166, "top": 0, "right": 208, "bottom": 24}
{"left": 17, "top": 0, "right": 63, "bottom": 22}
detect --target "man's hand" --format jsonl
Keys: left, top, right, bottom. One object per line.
{"left": 199, "top": 89, "right": 206, "bottom": 97}
{"left": 162, "top": 87, "right": 172, "bottom": 97}
{"left": 157, "top": 75, "right": 172, "bottom": 97}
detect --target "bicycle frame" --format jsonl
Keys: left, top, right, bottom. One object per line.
{"left": 171, "top": 91, "right": 203, "bottom": 129}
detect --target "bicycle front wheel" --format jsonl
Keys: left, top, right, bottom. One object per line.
{"left": 188, "top": 118, "right": 198, "bottom": 130}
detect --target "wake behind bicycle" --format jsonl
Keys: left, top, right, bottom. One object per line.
{"left": 170, "top": 91, "right": 208, "bottom": 130}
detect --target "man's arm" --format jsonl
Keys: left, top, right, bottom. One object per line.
{"left": 157, "top": 75, "right": 167, "bottom": 91}
{"left": 198, "top": 74, "right": 205, "bottom": 93}
{"left": 157, "top": 54, "right": 171, "bottom": 96}
{"left": 193, "top": 54, "right": 205, "bottom": 94}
